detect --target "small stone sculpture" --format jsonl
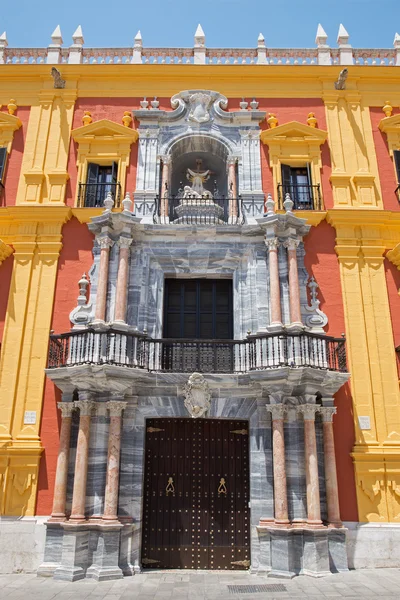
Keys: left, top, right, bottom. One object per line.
{"left": 183, "top": 372, "right": 211, "bottom": 418}
{"left": 334, "top": 68, "right": 348, "bottom": 90}
{"left": 51, "top": 67, "right": 66, "bottom": 89}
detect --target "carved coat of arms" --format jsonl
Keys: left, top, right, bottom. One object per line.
{"left": 183, "top": 372, "right": 211, "bottom": 418}
{"left": 188, "top": 92, "right": 213, "bottom": 124}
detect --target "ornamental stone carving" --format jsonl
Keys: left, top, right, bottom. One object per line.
{"left": 107, "top": 400, "right": 128, "bottom": 417}
{"left": 74, "top": 399, "right": 95, "bottom": 416}
{"left": 188, "top": 92, "right": 214, "bottom": 123}
{"left": 183, "top": 372, "right": 211, "bottom": 418}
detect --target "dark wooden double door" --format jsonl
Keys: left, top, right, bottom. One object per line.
{"left": 141, "top": 418, "right": 250, "bottom": 570}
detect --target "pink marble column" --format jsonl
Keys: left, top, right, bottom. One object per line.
{"left": 299, "top": 404, "right": 323, "bottom": 527}
{"left": 321, "top": 407, "right": 342, "bottom": 527}
{"left": 102, "top": 400, "right": 127, "bottom": 522}
{"left": 114, "top": 236, "right": 132, "bottom": 323}
{"left": 94, "top": 236, "right": 113, "bottom": 322}
{"left": 227, "top": 157, "right": 238, "bottom": 219}
{"left": 69, "top": 397, "right": 95, "bottom": 523}
{"left": 160, "top": 156, "right": 171, "bottom": 219}
{"left": 266, "top": 238, "right": 282, "bottom": 328}
{"left": 284, "top": 238, "right": 302, "bottom": 327}
{"left": 266, "top": 404, "right": 289, "bottom": 525}
{"left": 49, "top": 401, "right": 75, "bottom": 522}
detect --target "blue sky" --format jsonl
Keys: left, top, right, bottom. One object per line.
{"left": 2, "top": 0, "right": 400, "bottom": 49}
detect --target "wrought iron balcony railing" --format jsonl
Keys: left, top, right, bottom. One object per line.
{"left": 48, "top": 329, "right": 347, "bottom": 374}
{"left": 77, "top": 182, "right": 122, "bottom": 208}
{"left": 277, "top": 184, "right": 322, "bottom": 211}
{"left": 154, "top": 195, "right": 244, "bottom": 225}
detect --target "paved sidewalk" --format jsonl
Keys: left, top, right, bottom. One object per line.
{"left": 1, "top": 569, "right": 400, "bottom": 599}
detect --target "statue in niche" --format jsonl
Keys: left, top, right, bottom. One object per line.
{"left": 182, "top": 159, "right": 213, "bottom": 201}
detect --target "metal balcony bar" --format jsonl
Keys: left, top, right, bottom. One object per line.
{"left": 154, "top": 195, "right": 244, "bottom": 225}
{"left": 48, "top": 329, "right": 347, "bottom": 374}
{"left": 277, "top": 184, "right": 322, "bottom": 211}
{"left": 77, "top": 182, "right": 122, "bottom": 208}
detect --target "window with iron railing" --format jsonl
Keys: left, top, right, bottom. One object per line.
{"left": 278, "top": 164, "right": 322, "bottom": 210}
{"left": 77, "top": 162, "right": 121, "bottom": 208}
{"left": 393, "top": 150, "right": 400, "bottom": 203}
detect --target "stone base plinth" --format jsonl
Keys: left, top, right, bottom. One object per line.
{"left": 255, "top": 525, "right": 348, "bottom": 578}
{"left": 86, "top": 525, "right": 124, "bottom": 581}
{"left": 53, "top": 524, "right": 90, "bottom": 582}
{"left": 37, "top": 522, "right": 64, "bottom": 577}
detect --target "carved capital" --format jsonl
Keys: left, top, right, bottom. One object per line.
{"left": 74, "top": 399, "right": 95, "bottom": 416}
{"left": 118, "top": 236, "right": 133, "bottom": 249}
{"left": 320, "top": 406, "right": 337, "bottom": 422}
{"left": 265, "top": 404, "right": 287, "bottom": 420}
{"left": 57, "top": 402, "right": 75, "bottom": 418}
{"left": 107, "top": 400, "right": 128, "bottom": 417}
{"left": 298, "top": 404, "right": 320, "bottom": 421}
{"left": 98, "top": 236, "right": 114, "bottom": 250}
{"left": 265, "top": 238, "right": 279, "bottom": 250}
{"left": 283, "top": 238, "right": 300, "bottom": 251}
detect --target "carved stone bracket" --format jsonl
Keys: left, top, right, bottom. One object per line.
{"left": 305, "top": 275, "right": 328, "bottom": 331}
{"left": 183, "top": 372, "right": 211, "bottom": 418}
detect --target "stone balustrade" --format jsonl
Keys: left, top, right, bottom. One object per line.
{"left": 1, "top": 24, "right": 400, "bottom": 66}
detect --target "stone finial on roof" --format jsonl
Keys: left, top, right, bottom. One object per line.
{"left": 394, "top": 33, "right": 400, "bottom": 66}
{"left": 122, "top": 191, "right": 133, "bottom": 213}
{"left": 258, "top": 33, "right": 266, "bottom": 48}
{"left": 82, "top": 110, "right": 92, "bottom": 126}
{"left": 0, "top": 32, "right": 7, "bottom": 65}
{"left": 0, "top": 31, "right": 8, "bottom": 48}
{"left": 283, "top": 193, "right": 294, "bottom": 213}
{"left": 72, "top": 25, "right": 84, "bottom": 46}
{"left": 383, "top": 101, "right": 393, "bottom": 117}
{"left": 122, "top": 111, "right": 132, "bottom": 127}
{"left": 307, "top": 112, "right": 317, "bottom": 128}
{"left": 394, "top": 32, "right": 400, "bottom": 48}
{"left": 132, "top": 30, "right": 143, "bottom": 64}
{"left": 8, "top": 99, "right": 17, "bottom": 115}
{"left": 315, "top": 24, "right": 328, "bottom": 47}
{"left": 257, "top": 32, "right": 267, "bottom": 64}
{"left": 194, "top": 24, "right": 205, "bottom": 47}
{"left": 267, "top": 113, "right": 278, "bottom": 128}
{"left": 337, "top": 24, "right": 353, "bottom": 65}
{"left": 104, "top": 191, "right": 114, "bottom": 212}
{"left": 51, "top": 25, "right": 63, "bottom": 46}
{"left": 337, "top": 24, "right": 350, "bottom": 46}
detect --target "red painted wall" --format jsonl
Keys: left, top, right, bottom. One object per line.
{"left": 36, "top": 217, "right": 94, "bottom": 515}
{"left": 370, "top": 107, "right": 400, "bottom": 211}
{"left": 385, "top": 257, "right": 400, "bottom": 377}
{"left": 304, "top": 221, "right": 358, "bottom": 522}
{"left": 1, "top": 107, "right": 30, "bottom": 207}
{"left": 0, "top": 254, "right": 13, "bottom": 345}
{"left": 257, "top": 99, "right": 333, "bottom": 210}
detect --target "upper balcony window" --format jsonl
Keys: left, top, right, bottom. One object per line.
{"left": 71, "top": 117, "right": 138, "bottom": 209}
{"left": 261, "top": 120, "right": 327, "bottom": 212}
{"left": 394, "top": 150, "right": 400, "bottom": 202}
{"left": 78, "top": 162, "right": 121, "bottom": 208}
{"left": 278, "top": 164, "right": 321, "bottom": 210}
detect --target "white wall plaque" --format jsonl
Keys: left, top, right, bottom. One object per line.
{"left": 358, "top": 416, "right": 371, "bottom": 430}
{"left": 24, "top": 410, "right": 37, "bottom": 425}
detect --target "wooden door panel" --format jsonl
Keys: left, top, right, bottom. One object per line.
{"left": 142, "top": 418, "right": 250, "bottom": 570}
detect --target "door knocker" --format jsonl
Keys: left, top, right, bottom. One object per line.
{"left": 218, "top": 477, "right": 227, "bottom": 496}
{"left": 166, "top": 476, "right": 175, "bottom": 496}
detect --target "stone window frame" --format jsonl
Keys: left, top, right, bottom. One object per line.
{"left": 378, "top": 114, "right": 400, "bottom": 187}
{"left": 260, "top": 121, "right": 328, "bottom": 210}
{"left": 71, "top": 119, "right": 138, "bottom": 208}
{"left": 0, "top": 111, "right": 22, "bottom": 189}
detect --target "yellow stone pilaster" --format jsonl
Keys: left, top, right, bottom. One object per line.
{"left": 323, "top": 88, "right": 382, "bottom": 208}
{"left": 0, "top": 206, "right": 70, "bottom": 516}
{"left": 16, "top": 87, "right": 77, "bottom": 205}
{"left": 328, "top": 210, "right": 400, "bottom": 522}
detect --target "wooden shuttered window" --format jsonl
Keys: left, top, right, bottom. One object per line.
{"left": 393, "top": 150, "right": 400, "bottom": 184}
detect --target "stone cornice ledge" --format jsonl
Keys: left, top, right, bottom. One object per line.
{"left": 387, "top": 242, "right": 400, "bottom": 270}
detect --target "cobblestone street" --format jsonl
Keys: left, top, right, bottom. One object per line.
{"left": 0, "top": 569, "right": 400, "bottom": 599}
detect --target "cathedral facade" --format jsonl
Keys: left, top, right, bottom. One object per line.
{"left": 0, "top": 24, "right": 400, "bottom": 580}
